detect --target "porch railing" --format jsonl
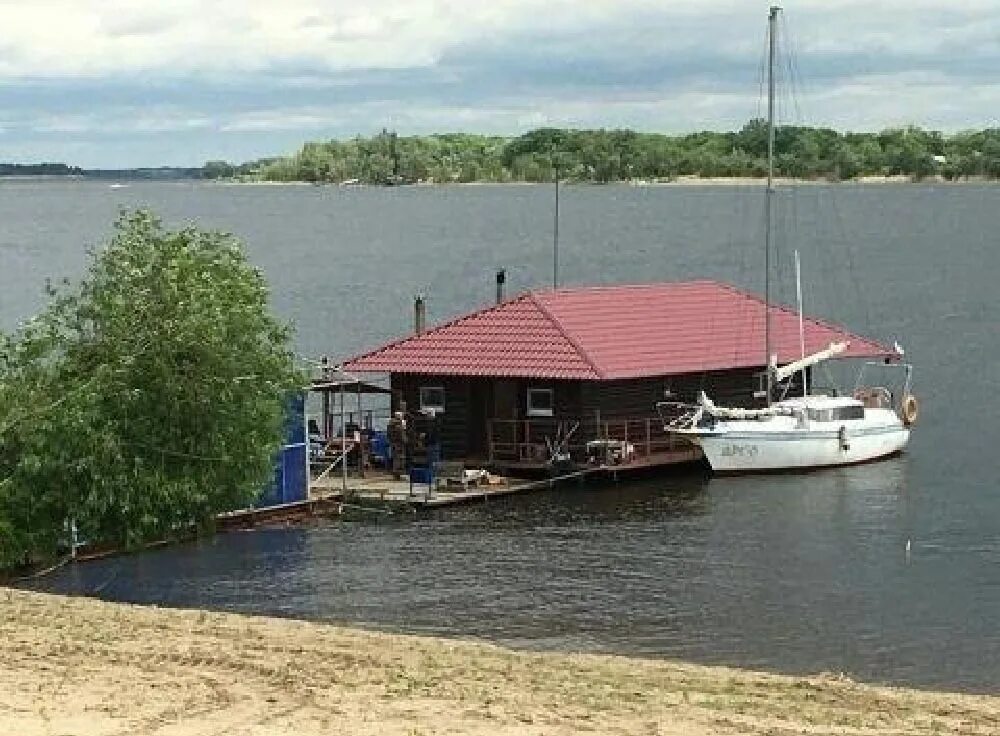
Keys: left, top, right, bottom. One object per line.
{"left": 487, "top": 416, "right": 688, "bottom": 467}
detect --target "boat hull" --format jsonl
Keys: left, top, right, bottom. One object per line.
{"left": 684, "top": 425, "right": 910, "bottom": 473}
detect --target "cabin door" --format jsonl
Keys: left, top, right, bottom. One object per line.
{"left": 467, "top": 379, "right": 490, "bottom": 458}
{"left": 493, "top": 379, "right": 518, "bottom": 420}
{"left": 490, "top": 379, "right": 520, "bottom": 462}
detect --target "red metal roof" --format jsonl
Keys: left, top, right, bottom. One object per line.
{"left": 343, "top": 281, "right": 896, "bottom": 380}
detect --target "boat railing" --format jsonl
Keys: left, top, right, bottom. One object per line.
{"left": 655, "top": 400, "right": 702, "bottom": 430}
{"left": 854, "top": 360, "right": 914, "bottom": 414}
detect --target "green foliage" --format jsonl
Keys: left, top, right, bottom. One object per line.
{"left": 0, "top": 211, "right": 302, "bottom": 569}
{"left": 201, "top": 160, "right": 236, "bottom": 179}
{"left": 219, "top": 123, "right": 1000, "bottom": 184}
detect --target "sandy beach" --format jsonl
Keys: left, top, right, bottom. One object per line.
{"left": 1, "top": 588, "right": 997, "bottom": 735}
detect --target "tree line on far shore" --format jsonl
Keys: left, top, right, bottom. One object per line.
{"left": 203, "top": 122, "right": 1000, "bottom": 185}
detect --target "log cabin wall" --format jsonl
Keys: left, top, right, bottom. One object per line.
{"left": 579, "top": 367, "right": 764, "bottom": 421}
{"left": 391, "top": 375, "right": 584, "bottom": 460}
{"left": 392, "top": 368, "right": 765, "bottom": 461}
{"left": 391, "top": 374, "right": 470, "bottom": 459}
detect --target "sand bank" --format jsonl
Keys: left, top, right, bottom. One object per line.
{"left": 2, "top": 588, "right": 997, "bottom": 735}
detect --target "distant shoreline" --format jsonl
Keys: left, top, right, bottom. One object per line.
{"left": 3, "top": 173, "right": 998, "bottom": 187}
{"left": 219, "top": 174, "right": 997, "bottom": 187}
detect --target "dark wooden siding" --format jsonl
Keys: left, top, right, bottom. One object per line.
{"left": 392, "top": 367, "right": 766, "bottom": 461}
{"left": 579, "top": 367, "right": 764, "bottom": 421}
{"left": 390, "top": 375, "right": 584, "bottom": 460}
{"left": 391, "top": 374, "right": 471, "bottom": 459}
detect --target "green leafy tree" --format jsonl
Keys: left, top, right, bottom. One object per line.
{"left": 202, "top": 160, "right": 236, "bottom": 179}
{"left": 0, "top": 211, "right": 302, "bottom": 569}
{"left": 734, "top": 118, "right": 770, "bottom": 158}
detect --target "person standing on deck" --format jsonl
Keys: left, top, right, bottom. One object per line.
{"left": 387, "top": 411, "right": 408, "bottom": 480}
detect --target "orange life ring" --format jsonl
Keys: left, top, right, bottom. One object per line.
{"left": 901, "top": 394, "right": 919, "bottom": 426}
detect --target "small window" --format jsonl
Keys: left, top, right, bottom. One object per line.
{"left": 834, "top": 405, "right": 865, "bottom": 421}
{"left": 808, "top": 406, "right": 864, "bottom": 422}
{"left": 419, "top": 386, "right": 445, "bottom": 413}
{"left": 807, "top": 408, "right": 834, "bottom": 422}
{"left": 527, "top": 388, "right": 554, "bottom": 417}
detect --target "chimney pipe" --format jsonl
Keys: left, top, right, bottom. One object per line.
{"left": 495, "top": 268, "right": 506, "bottom": 304}
{"left": 414, "top": 294, "right": 426, "bottom": 335}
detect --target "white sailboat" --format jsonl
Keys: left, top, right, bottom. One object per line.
{"left": 659, "top": 6, "right": 917, "bottom": 473}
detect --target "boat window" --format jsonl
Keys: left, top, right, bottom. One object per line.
{"left": 527, "top": 388, "right": 554, "bottom": 417}
{"left": 807, "top": 408, "right": 834, "bottom": 422}
{"left": 419, "top": 386, "right": 445, "bottom": 414}
{"left": 808, "top": 406, "right": 864, "bottom": 422}
{"left": 834, "top": 405, "right": 865, "bottom": 420}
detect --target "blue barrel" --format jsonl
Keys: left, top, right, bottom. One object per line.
{"left": 369, "top": 430, "right": 390, "bottom": 467}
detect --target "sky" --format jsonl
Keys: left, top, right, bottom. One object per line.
{"left": 1, "top": 0, "right": 999, "bottom": 168}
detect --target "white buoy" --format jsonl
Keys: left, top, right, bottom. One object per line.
{"left": 905, "top": 538, "right": 912, "bottom": 563}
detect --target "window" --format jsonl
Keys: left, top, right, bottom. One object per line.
{"left": 834, "top": 405, "right": 864, "bottom": 421}
{"left": 808, "top": 405, "right": 865, "bottom": 422}
{"left": 807, "top": 408, "right": 834, "bottom": 422}
{"left": 419, "top": 386, "right": 445, "bottom": 414}
{"left": 526, "top": 388, "right": 554, "bottom": 417}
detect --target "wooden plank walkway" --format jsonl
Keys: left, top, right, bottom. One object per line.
{"left": 212, "top": 447, "right": 706, "bottom": 530}
{"left": 310, "top": 466, "right": 608, "bottom": 508}
{"left": 215, "top": 495, "right": 345, "bottom": 529}
{"left": 604, "top": 447, "right": 703, "bottom": 474}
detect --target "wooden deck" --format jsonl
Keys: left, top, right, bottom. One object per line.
{"left": 308, "top": 444, "right": 703, "bottom": 510}
{"left": 605, "top": 446, "right": 703, "bottom": 473}
{"left": 311, "top": 467, "right": 605, "bottom": 508}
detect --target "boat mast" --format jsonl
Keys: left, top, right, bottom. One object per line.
{"left": 794, "top": 249, "right": 807, "bottom": 396}
{"left": 764, "top": 5, "right": 780, "bottom": 406}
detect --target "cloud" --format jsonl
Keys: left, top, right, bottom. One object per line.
{"left": 0, "top": 0, "right": 993, "bottom": 81}
{"left": 1, "top": 1, "right": 999, "bottom": 167}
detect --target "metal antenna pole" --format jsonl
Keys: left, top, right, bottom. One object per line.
{"left": 764, "top": 5, "right": 780, "bottom": 406}
{"left": 553, "top": 166, "right": 560, "bottom": 289}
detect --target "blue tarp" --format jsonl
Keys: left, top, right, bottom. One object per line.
{"left": 258, "top": 393, "right": 308, "bottom": 507}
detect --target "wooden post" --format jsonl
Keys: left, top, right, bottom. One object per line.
{"left": 356, "top": 382, "right": 365, "bottom": 478}
{"left": 320, "top": 356, "right": 331, "bottom": 441}
{"left": 340, "top": 389, "right": 347, "bottom": 494}
{"left": 487, "top": 420, "right": 494, "bottom": 464}
{"left": 304, "top": 396, "right": 311, "bottom": 498}
{"left": 593, "top": 409, "right": 601, "bottom": 466}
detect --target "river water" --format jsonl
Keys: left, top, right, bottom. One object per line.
{"left": 3, "top": 180, "right": 998, "bottom": 692}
